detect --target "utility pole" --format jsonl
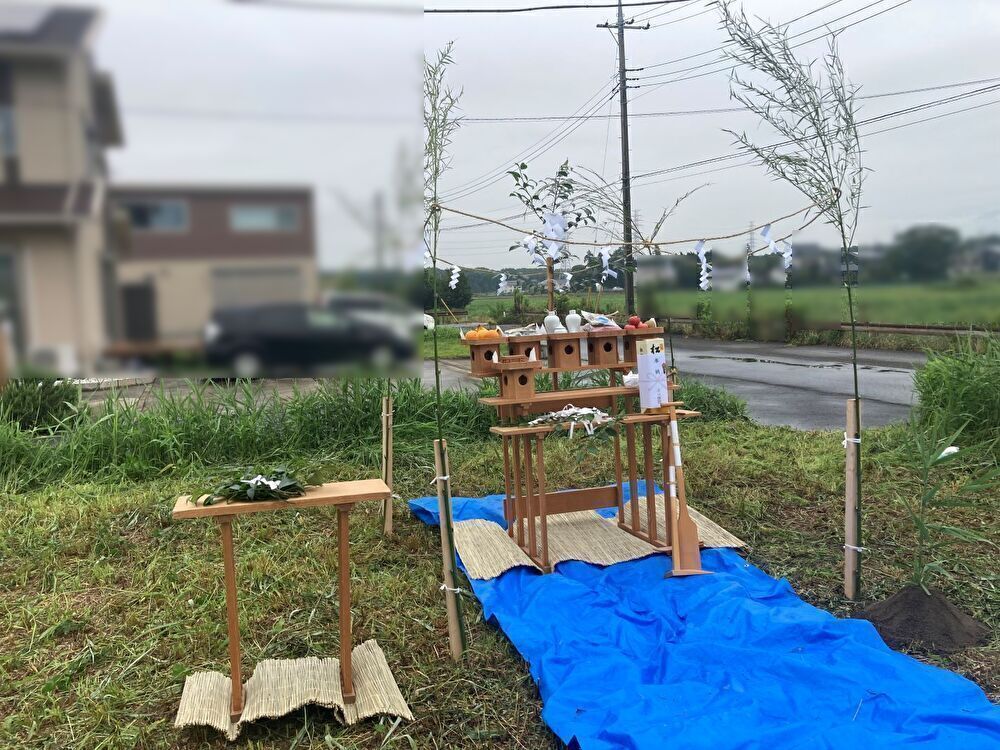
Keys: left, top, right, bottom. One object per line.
{"left": 599, "top": 1, "right": 647, "bottom": 315}
{"left": 374, "top": 190, "right": 386, "bottom": 271}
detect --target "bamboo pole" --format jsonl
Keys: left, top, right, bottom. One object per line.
{"left": 844, "top": 399, "right": 861, "bottom": 600}
{"left": 434, "top": 438, "right": 466, "bottom": 660}
{"left": 381, "top": 393, "right": 394, "bottom": 536}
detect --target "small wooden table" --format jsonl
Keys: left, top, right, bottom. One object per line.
{"left": 172, "top": 479, "right": 391, "bottom": 721}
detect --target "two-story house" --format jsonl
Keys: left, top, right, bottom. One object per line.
{"left": 0, "top": 5, "right": 122, "bottom": 374}
{"left": 112, "top": 185, "right": 318, "bottom": 345}
{"left": 0, "top": 5, "right": 319, "bottom": 374}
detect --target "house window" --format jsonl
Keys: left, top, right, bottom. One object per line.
{"left": 0, "top": 105, "right": 16, "bottom": 159}
{"left": 123, "top": 199, "right": 189, "bottom": 232}
{"left": 229, "top": 204, "right": 300, "bottom": 233}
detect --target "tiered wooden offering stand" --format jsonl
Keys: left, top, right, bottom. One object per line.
{"left": 464, "top": 327, "right": 707, "bottom": 576}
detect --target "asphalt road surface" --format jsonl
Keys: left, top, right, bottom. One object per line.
{"left": 424, "top": 338, "right": 924, "bottom": 431}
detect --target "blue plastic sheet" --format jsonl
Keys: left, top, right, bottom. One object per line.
{"left": 410, "top": 491, "right": 1000, "bottom": 749}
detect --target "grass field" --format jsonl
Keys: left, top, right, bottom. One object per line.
{"left": 1, "top": 379, "right": 997, "bottom": 748}
{"left": 465, "top": 279, "right": 1000, "bottom": 328}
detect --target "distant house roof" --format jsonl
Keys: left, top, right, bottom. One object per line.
{"left": 0, "top": 5, "right": 98, "bottom": 55}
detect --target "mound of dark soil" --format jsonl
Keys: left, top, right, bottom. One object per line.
{"left": 858, "top": 585, "right": 990, "bottom": 654}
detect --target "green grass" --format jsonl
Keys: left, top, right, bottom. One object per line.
{"left": 1, "top": 419, "right": 996, "bottom": 748}
{"left": 0, "top": 375, "right": 996, "bottom": 747}
{"left": 915, "top": 335, "right": 1000, "bottom": 444}
{"left": 421, "top": 327, "right": 466, "bottom": 360}
{"left": 467, "top": 279, "right": 1000, "bottom": 329}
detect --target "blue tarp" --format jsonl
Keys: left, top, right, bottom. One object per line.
{"left": 410, "top": 489, "right": 1000, "bottom": 749}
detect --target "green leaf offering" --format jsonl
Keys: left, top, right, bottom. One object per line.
{"left": 204, "top": 467, "right": 308, "bottom": 506}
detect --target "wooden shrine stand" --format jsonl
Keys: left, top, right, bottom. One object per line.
{"left": 466, "top": 328, "right": 708, "bottom": 577}
{"left": 172, "top": 479, "right": 391, "bottom": 722}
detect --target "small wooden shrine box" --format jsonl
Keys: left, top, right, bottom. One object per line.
{"left": 463, "top": 337, "right": 505, "bottom": 376}
{"left": 622, "top": 326, "right": 665, "bottom": 365}
{"left": 507, "top": 334, "right": 545, "bottom": 362}
{"left": 547, "top": 332, "right": 584, "bottom": 370}
{"left": 496, "top": 354, "right": 542, "bottom": 401}
{"left": 587, "top": 328, "right": 622, "bottom": 366}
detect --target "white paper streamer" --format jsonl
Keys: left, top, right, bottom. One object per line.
{"left": 598, "top": 247, "right": 618, "bottom": 282}
{"left": 694, "top": 240, "right": 712, "bottom": 291}
{"left": 760, "top": 223, "right": 779, "bottom": 255}
{"left": 780, "top": 240, "right": 793, "bottom": 271}
{"left": 448, "top": 264, "right": 461, "bottom": 290}
{"left": 496, "top": 273, "right": 512, "bottom": 296}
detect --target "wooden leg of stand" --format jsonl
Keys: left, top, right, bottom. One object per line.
{"left": 666, "top": 410, "right": 709, "bottom": 577}
{"left": 613, "top": 430, "right": 624, "bottom": 521}
{"left": 524, "top": 435, "right": 536, "bottom": 561}
{"left": 642, "top": 423, "right": 657, "bottom": 545}
{"left": 218, "top": 516, "right": 244, "bottom": 722}
{"left": 338, "top": 506, "right": 356, "bottom": 704}
{"left": 535, "top": 435, "right": 549, "bottom": 571}
{"left": 626, "top": 423, "right": 640, "bottom": 533}
{"left": 512, "top": 436, "right": 524, "bottom": 547}
{"left": 502, "top": 435, "right": 514, "bottom": 538}
{"left": 660, "top": 423, "right": 674, "bottom": 545}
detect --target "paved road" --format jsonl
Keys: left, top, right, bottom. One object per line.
{"left": 422, "top": 338, "right": 924, "bottom": 431}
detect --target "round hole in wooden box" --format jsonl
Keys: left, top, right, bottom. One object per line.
{"left": 518, "top": 374, "right": 529, "bottom": 386}
{"left": 503, "top": 375, "right": 509, "bottom": 386}
{"left": 564, "top": 344, "right": 574, "bottom": 355}
{"left": 603, "top": 341, "right": 614, "bottom": 353}
{"left": 485, "top": 349, "right": 495, "bottom": 361}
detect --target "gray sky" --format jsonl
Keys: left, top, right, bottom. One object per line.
{"left": 43, "top": 0, "right": 1000, "bottom": 272}
{"left": 426, "top": 0, "right": 1000, "bottom": 269}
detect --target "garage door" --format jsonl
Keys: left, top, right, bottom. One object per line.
{"left": 211, "top": 266, "right": 304, "bottom": 310}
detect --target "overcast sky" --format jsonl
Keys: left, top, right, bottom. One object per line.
{"left": 45, "top": 0, "right": 1000, "bottom": 271}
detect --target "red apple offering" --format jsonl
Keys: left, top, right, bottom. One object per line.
{"left": 637, "top": 322, "right": 649, "bottom": 329}
{"left": 628, "top": 315, "right": 641, "bottom": 327}
{"left": 624, "top": 324, "right": 637, "bottom": 331}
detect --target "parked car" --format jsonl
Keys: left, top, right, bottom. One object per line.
{"left": 204, "top": 303, "right": 415, "bottom": 377}
{"left": 325, "top": 292, "right": 424, "bottom": 339}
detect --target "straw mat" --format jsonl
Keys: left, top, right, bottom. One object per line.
{"left": 174, "top": 639, "right": 412, "bottom": 740}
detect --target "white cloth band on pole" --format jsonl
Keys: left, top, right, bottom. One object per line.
{"left": 843, "top": 544, "right": 866, "bottom": 553}
{"left": 431, "top": 474, "right": 450, "bottom": 485}
{"left": 842, "top": 432, "right": 861, "bottom": 448}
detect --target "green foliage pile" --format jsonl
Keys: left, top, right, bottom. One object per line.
{"left": 0, "top": 377, "right": 80, "bottom": 432}
{"left": 914, "top": 336, "right": 1000, "bottom": 444}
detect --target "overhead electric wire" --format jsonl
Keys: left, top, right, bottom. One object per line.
{"left": 634, "top": 0, "right": 914, "bottom": 98}
{"left": 439, "top": 74, "right": 617, "bottom": 199}
{"left": 441, "top": 80, "right": 620, "bottom": 202}
{"left": 425, "top": 0, "right": 692, "bottom": 14}
{"left": 630, "top": 0, "right": 695, "bottom": 22}
{"left": 629, "top": 0, "right": 910, "bottom": 102}
{"left": 632, "top": 0, "right": 850, "bottom": 72}
{"left": 648, "top": 5, "right": 714, "bottom": 28}
{"left": 441, "top": 84, "right": 1000, "bottom": 238}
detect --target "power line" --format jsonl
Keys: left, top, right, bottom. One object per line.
{"left": 460, "top": 76, "right": 1000, "bottom": 123}
{"left": 441, "top": 84, "right": 1000, "bottom": 237}
{"left": 441, "top": 78, "right": 620, "bottom": 202}
{"left": 631, "top": 0, "right": 908, "bottom": 88}
{"left": 425, "top": 1, "right": 692, "bottom": 14}
{"left": 632, "top": 0, "right": 850, "bottom": 71}
{"left": 629, "top": 0, "right": 913, "bottom": 101}
{"left": 648, "top": 5, "right": 713, "bottom": 28}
